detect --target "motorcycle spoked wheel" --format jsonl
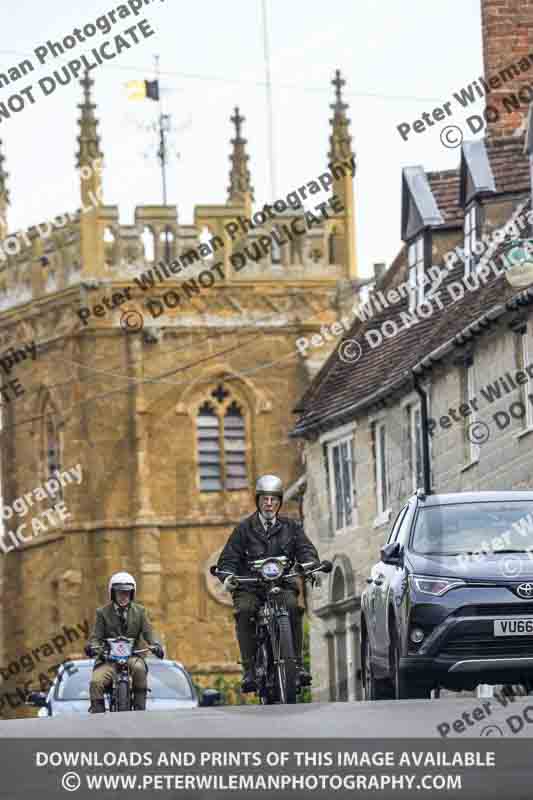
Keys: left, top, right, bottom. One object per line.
{"left": 256, "top": 641, "right": 275, "bottom": 705}
{"left": 274, "top": 616, "right": 298, "bottom": 705}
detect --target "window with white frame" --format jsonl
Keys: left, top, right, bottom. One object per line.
{"left": 520, "top": 325, "right": 533, "bottom": 429}
{"left": 464, "top": 205, "right": 477, "bottom": 277}
{"left": 374, "top": 421, "right": 389, "bottom": 515}
{"left": 358, "top": 282, "right": 374, "bottom": 307}
{"left": 464, "top": 360, "right": 479, "bottom": 463}
{"left": 408, "top": 235, "right": 425, "bottom": 312}
{"left": 327, "top": 435, "right": 356, "bottom": 532}
{"left": 408, "top": 404, "right": 424, "bottom": 492}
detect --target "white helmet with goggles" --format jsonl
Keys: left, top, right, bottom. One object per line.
{"left": 109, "top": 571, "right": 136, "bottom": 603}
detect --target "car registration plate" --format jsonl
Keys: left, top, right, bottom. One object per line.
{"left": 494, "top": 617, "right": 533, "bottom": 636}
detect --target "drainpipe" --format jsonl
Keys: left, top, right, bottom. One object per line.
{"left": 413, "top": 375, "right": 432, "bottom": 495}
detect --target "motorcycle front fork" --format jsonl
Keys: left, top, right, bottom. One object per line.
{"left": 111, "top": 672, "right": 131, "bottom": 710}
{"left": 255, "top": 608, "right": 289, "bottom": 676}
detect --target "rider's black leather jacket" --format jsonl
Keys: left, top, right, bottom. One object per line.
{"left": 217, "top": 512, "right": 319, "bottom": 591}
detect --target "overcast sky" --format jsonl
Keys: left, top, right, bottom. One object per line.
{"left": 0, "top": 0, "right": 484, "bottom": 278}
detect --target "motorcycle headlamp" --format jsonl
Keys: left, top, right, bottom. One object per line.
{"left": 260, "top": 560, "right": 284, "bottom": 580}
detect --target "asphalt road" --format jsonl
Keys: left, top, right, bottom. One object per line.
{"left": 0, "top": 695, "right": 532, "bottom": 738}
{"left": 1, "top": 700, "right": 533, "bottom": 799}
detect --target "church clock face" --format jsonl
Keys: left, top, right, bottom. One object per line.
{"left": 204, "top": 547, "right": 233, "bottom": 607}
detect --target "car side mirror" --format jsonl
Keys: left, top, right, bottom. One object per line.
{"left": 199, "top": 689, "right": 221, "bottom": 707}
{"left": 380, "top": 541, "right": 403, "bottom": 566}
{"left": 26, "top": 691, "right": 48, "bottom": 708}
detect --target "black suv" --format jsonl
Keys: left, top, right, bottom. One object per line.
{"left": 361, "top": 490, "right": 533, "bottom": 699}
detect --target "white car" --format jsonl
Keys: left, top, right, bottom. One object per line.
{"left": 27, "top": 658, "right": 221, "bottom": 717}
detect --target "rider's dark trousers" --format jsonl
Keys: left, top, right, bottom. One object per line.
{"left": 233, "top": 588, "right": 304, "bottom": 668}
{"left": 90, "top": 657, "right": 148, "bottom": 702}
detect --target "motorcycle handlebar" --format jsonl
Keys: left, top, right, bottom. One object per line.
{"left": 211, "top": 560, "right": 332, "bottom": 583}
{"left": 85, "top": 644, "right": 159, "bottom": 658}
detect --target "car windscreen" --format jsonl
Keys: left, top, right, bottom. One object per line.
{"left": 411, "top": 502, "right": 533, "bottom": 555}
{"left": 145, "top": 663, "right": 193, "bottom": 699}
{"left": 56, "top": 665, "right": 92, "bottom": 701}
{"left": 55, "top": 662, "right": 194, "bottom": 701}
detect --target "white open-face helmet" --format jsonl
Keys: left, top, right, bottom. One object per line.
{"left": 255, "top": 474, "right": 284, "bottom": 511}
{"left": 109, "top": 571, "right": 136, "bottom": 603}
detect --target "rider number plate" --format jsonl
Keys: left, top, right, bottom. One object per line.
{"left": 109, "top": 640, "right": 133, "bottom": 658}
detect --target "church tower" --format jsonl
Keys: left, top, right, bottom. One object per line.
{"left": 0, "top": 70, "right": 359, "bottom": 715}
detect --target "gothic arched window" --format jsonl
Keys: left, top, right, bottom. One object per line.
{"left": 44, "top": 405, "right": 63, "bottom": 501}
{"left": 224, "top": 401, "right": 247, "bottom": 490}
{"left": 197, "top": 402, "right": 222, "bottom": 491}
{"left": 196, "top": 386, "right": 248, "bottom": 492}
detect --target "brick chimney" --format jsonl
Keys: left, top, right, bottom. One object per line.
{"left": 481, "top": 0, "right": 533, "bottom": 138}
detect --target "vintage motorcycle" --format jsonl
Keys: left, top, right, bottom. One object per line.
{"left": 87, "top": 636, "right": 161, "bottom": 712}
{"left": 211, "top": 557, "right": 332, "bottom": 704}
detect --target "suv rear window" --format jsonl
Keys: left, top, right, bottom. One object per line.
{"left": 411, "top": 502, "right": 533, "bottom": 555}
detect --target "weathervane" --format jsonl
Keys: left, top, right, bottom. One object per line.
{"left": 125, "top": 57, "right": 191, "bottom": 261}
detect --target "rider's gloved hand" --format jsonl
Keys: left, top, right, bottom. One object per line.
{"left": 152, "top": 643, "right": 164, "bottom": 659}
{"left": 85, "top": 644, "right": 103, "bottom": 658}
{"left": 223, "top": 575, "right": 238, "bottom": 592}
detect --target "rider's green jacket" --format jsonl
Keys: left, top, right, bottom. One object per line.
{"left": 88, "top": 602, "right": 158, "bottom": 666}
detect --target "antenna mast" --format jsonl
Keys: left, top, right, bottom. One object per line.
{"left": 155, "top": 54, "right": 171, "bottom": 262}
{"left": 261, "top": 0, "right": 276, "bottom": 201}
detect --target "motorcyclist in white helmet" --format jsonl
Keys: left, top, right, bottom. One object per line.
{"left": 217, "top": 474, "right": 320, "bottom": 692}
{"left": 86, "top": 571, "right": 164, "bottom": 712}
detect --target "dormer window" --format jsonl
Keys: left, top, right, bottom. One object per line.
{"left": 464, "top": 205, "right": 478, "bottom": 277}
{"left": 408, "top": 235, "right": 425, "bottom": 312}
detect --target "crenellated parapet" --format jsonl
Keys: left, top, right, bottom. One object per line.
{"left": 0, "top": 197, "right": 347, "bottom": 315}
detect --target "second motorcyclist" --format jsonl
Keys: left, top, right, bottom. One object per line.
{"left": 86, "top": 571, "right": 164, "bottom": 712}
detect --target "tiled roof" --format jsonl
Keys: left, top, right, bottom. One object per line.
{"left": 485, "top": 135, "right": 530, "bottom": 195}
{"left": 426, "top": 169, "right": 463, "bottom": 226}
{"left": 291, "top": 199, "right": 532, "bottom": 438}
{"left": 295, "top": 246, "right": 406, "bottom": 413}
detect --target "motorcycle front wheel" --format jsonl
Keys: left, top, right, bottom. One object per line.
{"left": 116, "top": 680, "right": 130, "bottom": 711}
{"left": 274, "top": 616, "right": 298, "bottom": 704}
{"left": 256, "top": 641, "right": 275, "bottom": 705}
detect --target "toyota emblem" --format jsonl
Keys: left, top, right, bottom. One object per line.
{"left": 516, "top": 583, "right": 533, "bottom": 599}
